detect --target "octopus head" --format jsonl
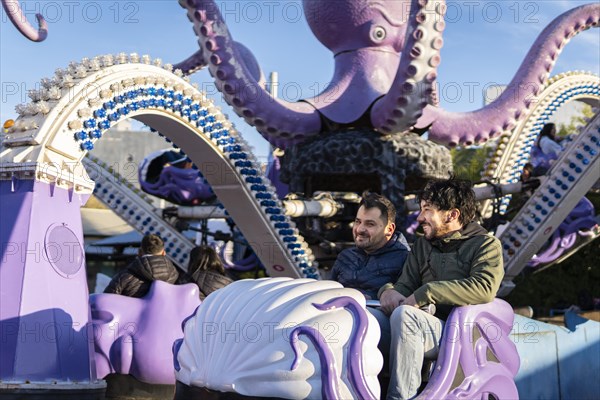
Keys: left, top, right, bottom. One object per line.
{"left": 303, "top": 0, "right": 409, "bottom": 54}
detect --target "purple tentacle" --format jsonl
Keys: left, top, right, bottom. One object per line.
{"left": 289, "top": 326, "right": 341, "bottom": 399}
{"left": 2, "top": 0, "right": 48, "bottom": 42}
{"left": 174, "top": 41, "right": 265, "bottom": 82}
{"left": 313, "top": 297, "right": 377, "bottom": 400}
{"left": 371, "top": 0, "right": 446, "bottom": 134}
{"left": 173, "top": 49, "right": 207, "bottom": 75}
{"left": 179, "top": 0, "right": 321, "bottom": 149}
{"left": 419, "top": 3, "right": 600, "bottom": 146}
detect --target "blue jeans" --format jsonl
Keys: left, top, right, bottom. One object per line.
{"left": 387, "top": 305, "right": 444, "bottom": 400}
{"left": 367, "top": 307, "right": 391, "bottom": 360}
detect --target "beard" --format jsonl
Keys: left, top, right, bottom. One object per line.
{"left": 421, "top": 223, "right": 435, "bottom": 240}
{"left": 354, "top": 234, "right": 370, "bottom": 247}
{"left": 354, "top": 233, "right": 386, "bottom": 253}
{"left": 421, "top": 222, "right": 452, "bottom": 240}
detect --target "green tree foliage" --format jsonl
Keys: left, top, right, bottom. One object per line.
{"left": 450, "top": 145, "right": 491, "bottom": 182}
{"left": 557, "top": 104, "right": 595, "bottom": 137}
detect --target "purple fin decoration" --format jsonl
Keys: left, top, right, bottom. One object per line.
{"left": 91, "top": 281, "right": 201, "bottom": 384}
{"left": 417, "top": 299, "right": 520, "bottom": 399}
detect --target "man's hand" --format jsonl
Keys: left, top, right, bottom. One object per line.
{"left": 403, "top": 294, "right": 418, "bottom": 307}
{"left": 380, "top": 289, "right": 406, "bottom": 315}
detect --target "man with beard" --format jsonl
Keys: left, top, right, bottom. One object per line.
{"left": 378, "top": 178, "right": 504, "bottom": 400}
{"left": 331, "top": 191, "right": 410, "bottom": 356}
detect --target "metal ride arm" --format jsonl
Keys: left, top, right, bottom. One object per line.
{"left": 82, "top": 156, "right": 195, "bottom": 268}
{"left": 404, "top": 181, "right": 538, "bottom": 212}
{"left": 175, "top": 196, "right": 342, "bottom": 219}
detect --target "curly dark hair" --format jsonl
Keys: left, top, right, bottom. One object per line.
{"left": 188, "top": 245, "right": 225, "bottom": 276}
{"left": 359, "top": 191, "right": 396, "bottom": 226}
{"left": 418, "top": 178, "right": 477, "bottom": 225}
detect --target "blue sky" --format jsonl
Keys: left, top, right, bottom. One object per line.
{"left": 1, "top": 1, "right": 599, "bottom": 160}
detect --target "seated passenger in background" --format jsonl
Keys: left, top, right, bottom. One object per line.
{"left": 531, "top": 123, "right": 563, "bottom": 175}
{"left": 505, "top": 163, "right": 537, "bottom": 219}
{"left": 186, "top": 245, "right": 233, "bottom": 300}
{"left": 104, "top": 234, "right": 181, "bottom": 297}
{"left": 331, "top": 191, "right": 410, "bottom": 355}
{"left": 538, "top": 122, "right": 563, "bottom": 158}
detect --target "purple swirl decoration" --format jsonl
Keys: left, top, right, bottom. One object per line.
{"left": 312, "top": 296, "right": 376, "bottom": 400}
{"left": 139, "top": 165, "right": 214, "bottom": 205}
{"left": 417, "top": 300, "right": 519, "bottom": 399}
{"left": 289, "top": 326, "right": 340, "bottom": 399}
{"left": 219, "top": 245, "right": 260, "bottom": 272}
{"left": 528, "top": 197, "right": 597, "bottom": 267}
{"left": 172, "top": 339, "right": 184, "bottom": 372}
{"left": 173, "top": 305, "right": 202, "bottom": 372}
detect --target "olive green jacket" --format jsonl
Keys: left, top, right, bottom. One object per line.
{"left": 378, "top": 222, "right": 504, "bottom": 315}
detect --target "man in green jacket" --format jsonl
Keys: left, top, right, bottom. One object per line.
{"left": 378, "top": 178, "right": 504, "bottom": 400}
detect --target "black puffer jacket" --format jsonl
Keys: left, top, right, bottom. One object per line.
{"left": 331, "top": 233, "right": 410, "bottom": 299}
{"left": 189, "top": 270, "right": 233, "bottom": 300}
{"left": 104, "top": 255, "right": 180, "bottom": 298}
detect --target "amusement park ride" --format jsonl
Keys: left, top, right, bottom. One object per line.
{"left": 1, "top": 0, "right": 599, "bottom": 399}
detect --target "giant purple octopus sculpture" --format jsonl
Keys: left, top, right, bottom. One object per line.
{"left": 174, "top": 0, "right": 599, "bottom": 218}
{"left": 176, "top": 0, "right": 599, "bottom": 147}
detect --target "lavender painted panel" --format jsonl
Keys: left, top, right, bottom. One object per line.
{"left": 1, "top": 179, "right": 94, "bottom": 382}
{"left": 0, "top": 179, "right": 34, "bottom": 379}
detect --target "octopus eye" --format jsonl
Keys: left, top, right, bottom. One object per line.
{"left": 370, "top": 26, "right": 387, "bottom": 42}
